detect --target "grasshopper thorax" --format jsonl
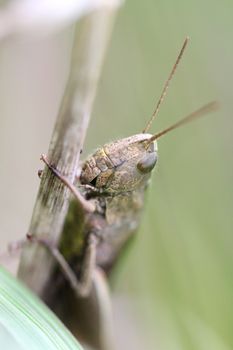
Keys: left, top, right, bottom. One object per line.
{"left": 80, "top": 134, "right": 158, "bottom": 194}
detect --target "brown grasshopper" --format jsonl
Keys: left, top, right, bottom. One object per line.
{"left": 38, "top": 37, "right": 218, "bottom": 349}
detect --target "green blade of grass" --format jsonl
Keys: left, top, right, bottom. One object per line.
{"left": 0, "top": 267, "right": 83, "bottom": 350}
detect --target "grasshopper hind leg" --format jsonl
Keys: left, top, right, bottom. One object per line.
{"left": 28, "top": 233, "right": 97, "bottom": 298}
{"left": 31, "top": 234, "right": 115, "bottom": 350}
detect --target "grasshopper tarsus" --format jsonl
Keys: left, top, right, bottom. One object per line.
{"left": 38, "top": 169, "right": 43, "bottom": 178}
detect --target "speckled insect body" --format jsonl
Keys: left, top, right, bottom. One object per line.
{"left": 46, "top": 37, "right": 217, "bottom": 284}
{"left": 78, "top": 133, "right": 157, "bottom": 271}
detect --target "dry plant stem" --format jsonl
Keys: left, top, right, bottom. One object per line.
{"left": 17, "top": 8, "right": 118, "bottom": 296}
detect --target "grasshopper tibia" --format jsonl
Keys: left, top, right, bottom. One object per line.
{"left": 27, "top": 233, "right": 97, "bottom": 298}
{"left": 40, "top": 154, "right": 95, "bottom": 213}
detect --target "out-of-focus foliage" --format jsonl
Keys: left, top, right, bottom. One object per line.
{"left": 90, "top": 1, "right": 232, "bottom": 349}
{"left": 0, "top": 267, "right": 82, "bottom": 350}
{"left": 0, "top": 1, "right": 232, "bottom": 349}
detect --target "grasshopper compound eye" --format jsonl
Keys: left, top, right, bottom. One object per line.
{"left": 137, "top": 152, "right": 158, "bottom": 174}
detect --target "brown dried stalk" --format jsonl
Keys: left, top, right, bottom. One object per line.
{"left": 17, "top": 6, "right": 120, "bottom": 298}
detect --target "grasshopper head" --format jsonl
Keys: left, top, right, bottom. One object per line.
{"left": 104, "top": 133, "right": 158, "bottom": 193}
{"left": 80, "top": 134, "right": 158, "bottom": 194}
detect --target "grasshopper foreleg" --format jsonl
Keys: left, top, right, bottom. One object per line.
{"left": 40, "top": 154, "right": 95, "bottom": 213}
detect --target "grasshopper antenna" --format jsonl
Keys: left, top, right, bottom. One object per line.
{"left": 147, "top": 101, "right": 219, "bottom": 142}
{"left": 143, "top": 37, "right": 189, "bottom": 133}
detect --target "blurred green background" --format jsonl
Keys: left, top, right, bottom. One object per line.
{"left": 0, "top": 1, "right": 232, "bottom": 349}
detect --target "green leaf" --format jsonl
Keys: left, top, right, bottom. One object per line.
{"left": 0, "top": 267, "right": 83, "bottom": 350}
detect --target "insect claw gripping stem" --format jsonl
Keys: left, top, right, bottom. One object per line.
{"left": 37, "top": 169, "right": 43, "bottom": 178}
{"left": 40, "top": 154, "right": 95, "bottom": 213}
